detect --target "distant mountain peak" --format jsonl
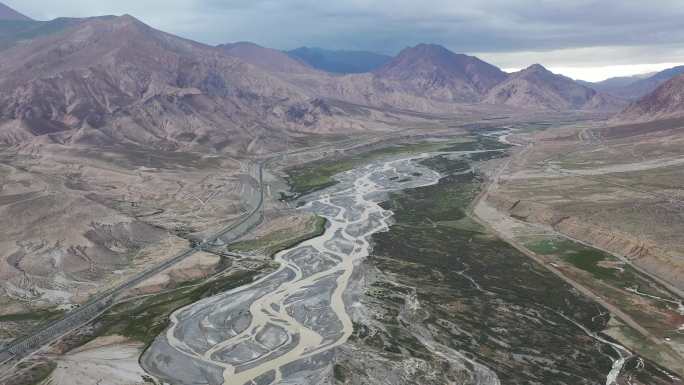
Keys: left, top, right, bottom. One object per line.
{"left": 518, "top": 64, "right": 562, "bottom": 80}
{"left": 404, "top": 43, "right": 452, "bottom": 55}
{"left": 525, "top": 63, "right": 548, "bottom": 72}
{"left": 0, "top": 1, "right": 32, "bottom": 21}
{"left": 225, "top": 41, "right": 260, "bottom": 48}
{"left": 484, "top": 63, "right": 625, "bottom": 111}
{"left": 374, "top": 43, "right": 508, "bottom": 101}
{"left": 389, "top": 43, "right": 468, "bottom": 65}
{"left": 109, "top": 14, "right": 151, "bottom": 29}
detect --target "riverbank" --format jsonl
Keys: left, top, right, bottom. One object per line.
{"left": 327, "top": 140, "right": 677, "bottom": 385}
{"left": 9, "top": 128, "right": 681, "bottom": 385}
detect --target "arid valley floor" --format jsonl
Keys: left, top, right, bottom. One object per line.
{"left": 0, "top": 4, "right": 684, "bottom": 385}
{"left": 1, "top": 112, "right": 683, "bottom": 385}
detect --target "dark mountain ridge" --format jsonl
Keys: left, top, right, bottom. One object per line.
{"left": 287, "top": 46, "right": 391, "bottom": 74}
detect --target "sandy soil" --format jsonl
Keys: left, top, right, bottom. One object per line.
{"left": 128, "top": 251, "right": 222, "bottom": 296}
{"left": 49, "top": 335, "right": 149, "bottom": 385}
{"left": 0, "top": 142, "right": 250, "bottom": 317}
{"left": 488, "top": 123, "right": 684, "bottom": 292}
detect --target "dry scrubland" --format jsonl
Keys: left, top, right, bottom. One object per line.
{"left": 3, "top": 107, "right": 684, "bottom": 384}
{"left": 490, "top": 120, "right": 684, "bottom": 291}
{"left": 478, "top": 118, "right": 684, "bottom": 374}
{"left": 0, "top": 143, "right": 254, "bottom": 331}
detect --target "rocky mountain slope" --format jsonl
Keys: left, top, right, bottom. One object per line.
{"left": 484, "top": 64, "right": 625, "bottom": 111}
{"left": 283, "top": 44, "right": 624, "bottom": 114}
{"left": 617, "top": 74, "right": 684, "bottom": 121}
{"left": 0, "top": 15, "right": 390, "bottom": 153}
{"left": 0, "top": 14, "right": 627, "bottom": 152}
{"left": 0, "top": 1, "right": 31, "bottom": 21}
{"left": 218, "top": 41, "right": 318, "bottom": 74}
{"left": 374, "top": 43, "right": 508, "bottom": 103}
{"left": 588, "top": 66, "right": 684, "bottom": 100}
{"left": 579, "top": 73, "right": 651, "bottom": 93}
{"left": 0, "top": 18, "right": 81, "bottom": 51}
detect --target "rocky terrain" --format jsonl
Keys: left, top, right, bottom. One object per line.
{"left": 0, "top": 142, "right": 253, "bottom": 320}
{"left": 475, "top": 119, "right": 684, "bottom": 376}
{"left": 484, "top": 64, "right": 626, "bottom": 111}
{"left": 1, "top": 2, "right": 683, "bottom": 385}
{"left": 218, "top": 42, "right": 319, "bottom": 75}
{"left": 0, "top": 13, "right": 625, "bottom": 153}
{"left": 618, "top": 74, "right": 684, "bottom": 122}
{"left": 372, "top": 44, "right": 509, "bottom": 103}
{"left": 0, "top": 2, "right": 31, "bottom": 21}
{"left": 587, "top": 66, "right": 684, "bottom": 101}
{"left": 0, "top": 15, "right": 402, "bottom": 154}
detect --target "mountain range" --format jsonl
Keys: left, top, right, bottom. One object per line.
{"left": 583, "top": 66, "right": 684, "bottom": 100}
{"left": 485, "top": 64, "right": 622, "bottom": 111}
{"left": 0, "top": 4, "right": 682, "bottom": 151}
{"left": 0, "top": 15, "right": 386, "bottom": 153}
{"left": 373, "top": 43, "right": 508, "bottom": 103}
{"left": 617, "top": 73, "right": 684, "bottom": 122}
{"left": 578, "top": 73, "right": 652, "bottom": 92}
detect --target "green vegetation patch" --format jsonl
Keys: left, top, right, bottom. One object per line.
{"left": 14, "top": 360, "right": 56, "bottom": 385}
{"left": 418, "top": 155, "right": 470, "bottom": 175}
{"left": 440, "top": 135, "right": 511, "bottom": 152}
{"left": 0, "top": 308, "right": 65, "bottom": 323}
{"left": 524, "top": 237, "right": 679, "bottom": 301}
{"left": 356, "top": 153, "right": 621, "bottom": 384}
{"left": 0, "top": 308, "right": 67, "bottom": 342}
{"left": 385, "top": 171, "right": 482, "bottom": 226}
{"left": 527, "top": 237, "right": 621, "bottom": 280}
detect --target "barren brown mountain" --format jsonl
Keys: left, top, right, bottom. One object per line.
{"left": 0, "top": 19, "right": 625, "bottom": 153}
{"left": 217, "top": 41, "right": 318, "bottom": 75}
{"left": 484, "top": 64, "right": 626, "bottom": 111}
{"left": 279, "top": 43, "right": 517, "bottom": 114}
{"left": 618, "top": 74, "right": 684, "bottom": 122}
{"left": 372, "top": 43, "right": 509, "bottom": 102}
{"left": 0, "top": 15, "right": 394, "bottom": 154}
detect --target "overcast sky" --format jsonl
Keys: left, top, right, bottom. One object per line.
{"left": 6, "top": 0, "right": 684, "bottom": 81}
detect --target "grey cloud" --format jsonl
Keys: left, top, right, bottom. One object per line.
{"left": 4, "top": 0, "right": 684, "bottom": 71}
